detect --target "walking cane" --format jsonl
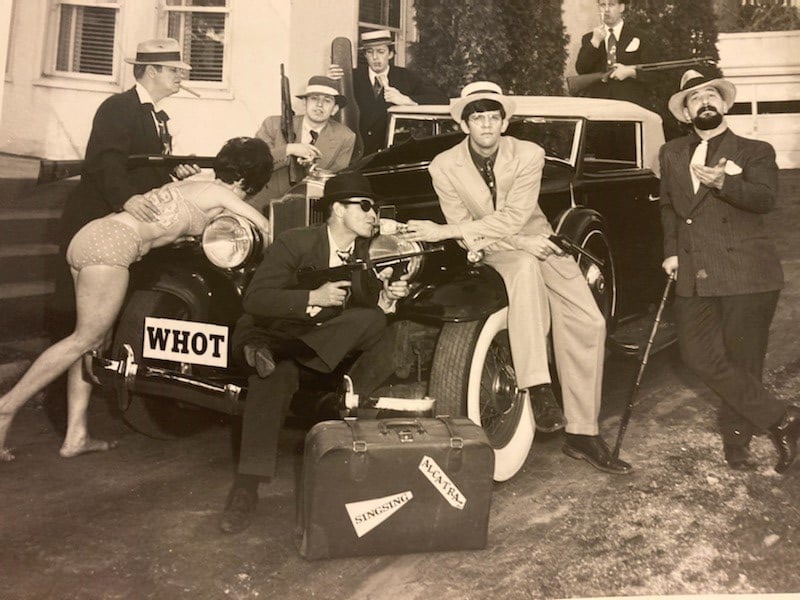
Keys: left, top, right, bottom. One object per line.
{"left": 612, "top": 273, "right": 675, "bottom": 459}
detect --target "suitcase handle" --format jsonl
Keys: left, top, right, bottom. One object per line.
{"left": 379, "top": 419, "right": 427, "bottom": 436}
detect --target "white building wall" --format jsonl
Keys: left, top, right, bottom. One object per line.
{"left": 0, "top": 0, "right": 357, "bottom": 159}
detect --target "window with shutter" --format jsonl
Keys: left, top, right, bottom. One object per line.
{"left": 48, "top": 0, "right": 120, "bottom": 80}
{"left": 161, "top": 0, "right": 229, "bottom": 86}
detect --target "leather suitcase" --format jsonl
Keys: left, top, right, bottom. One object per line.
{"left": 298, "top": 416, "right": 494, "bottom": 560}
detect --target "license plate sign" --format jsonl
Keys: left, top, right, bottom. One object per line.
{"left": 143, "top": 317, "right": 228, "bottom": 368}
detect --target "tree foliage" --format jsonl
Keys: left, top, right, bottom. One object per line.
{"left": 626, "top": 0, "right": 722, "bottom": 138}
{"left": 410, "top": 0, "right": 568, "bottom": 97}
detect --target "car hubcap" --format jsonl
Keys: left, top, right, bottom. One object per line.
{"left": 479, "top": 332, "right": 524, "bottom": 445}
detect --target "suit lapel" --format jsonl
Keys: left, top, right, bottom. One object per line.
{"left": 448, "top": 139, "right": 495, "bottom": 218}
{"left": 127, "top": 87, "right": 162, "bottom": 153}
{"left": 493, "top": 137, "right": 519, "bottom": 209}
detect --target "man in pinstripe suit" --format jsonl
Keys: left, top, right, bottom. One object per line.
{"left": 660, "top": 70, "right": 799, "bottom": 474}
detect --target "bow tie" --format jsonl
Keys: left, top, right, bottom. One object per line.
{"left": 141, "top": 103, "right": 169, "bottom": 122}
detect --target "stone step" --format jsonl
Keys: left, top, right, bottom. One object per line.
{"left": 0, "top": 179, "right": 74, "bottom": 209}
{"left": 0, "top": 208, "right": 62, "bottom": 244}
{"left": 0, "top": 282, "right": 54, "bottom": 342}
{"left": 0, "top": 243, "right": 61, "bottom": 283}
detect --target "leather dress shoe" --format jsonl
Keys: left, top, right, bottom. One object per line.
{"left": 768, "top": 405, "right": 800, "bottom": 474}
{"left": 530, "top": 384, "right": 566, "bottom": 433}
{"left": 563, "top": 433, "right": 633, "bottom": 475}
{"left": 243, "top": 343, "right": 276, "bottom": 378}
{"left": 723, "top": 443, "right": 758, "bottom": 471}
{"left": 219, "top": 484, "right": 258, "bottom": 534}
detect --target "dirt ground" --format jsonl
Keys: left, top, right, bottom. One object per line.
{"left": 1, "top": 172, "right": 800, "bottom": 599}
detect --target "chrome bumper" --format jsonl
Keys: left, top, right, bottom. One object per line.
{"left": 90, "top": 344, "right": 245, "bottom": 416}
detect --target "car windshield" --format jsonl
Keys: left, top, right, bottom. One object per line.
{"left": 388, "top": 114, "right": 579, "bottom": 165}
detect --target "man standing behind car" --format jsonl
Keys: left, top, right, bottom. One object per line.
{"left": 50, "top": 38, "right": 201, "bottom": 335}
{"left": 575, "top": 0, "right": 650, "bottom": 109}
{"left": 328, "top": 30, "right": 448, "bottom": 155}
{"left": 254, "top": 75, "right": 357, "bottom": 174}
{"left": 218, "top": 173, "right": 410, "bottom": 534}
{"left": 660, "top": 70, "right": 799, "bottom": 473}
{"left": 400, "top": 82, "right": 632, "bottom": 475}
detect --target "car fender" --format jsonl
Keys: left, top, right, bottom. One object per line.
{"left": 400, "top": 264, "right": 508, "bottom": 323}
{"left": 127, "top": 260, "right": 214, "bottom": 322}
{"left": 552, "top": 206, "right": 605, "bottom": 240}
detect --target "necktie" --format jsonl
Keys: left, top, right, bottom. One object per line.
{"left": 690, "top": 139, "right": 708, "bottom": 193}
{"left": 142, "top": 103, "right": 171, "bottom": 154}
{"left": 309, "top": 129, "right": 319, "bottom": 146}
{"left": 373, "top": 76, "right": 383, "bottom": 99}
{"left": 482, "top": 158, "right": 497, "bottom": 207}
{"left": 335, "top": 249, "right": 352, "bottom": 265}
{"left": 606, "top": 30, "right": 617, "bottom": 66}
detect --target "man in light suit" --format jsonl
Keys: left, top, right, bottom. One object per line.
{"left": 254, "top": 75, "right": 356, "bottom": 174}
{"left": 218, "top": 173, "right": 409, "bottom": 534}
{"left": 402, "top": 82, "right": 632, "bottom": 475}
{"left": 575, "top": 0, "right": 650, "bottom": 108}
{"left": 329, "top": 30, "right": 448, "bottom": 155}
{"left": 660, "top": 70, "right": 799, "bottom": 473}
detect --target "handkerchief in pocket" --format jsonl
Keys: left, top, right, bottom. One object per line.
{"left": 625, "top": 37, "right": 640, "bottom": 52}
{"left": 724, "top": 160, "right": 743, "bottom": 176}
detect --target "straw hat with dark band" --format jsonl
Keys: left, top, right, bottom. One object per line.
{"left": 125, "top": 38, "right": 192, "bottom": 71}
{"left": 359, "top": 30, "right": 396, "bottom": 49}
{"left": 449, "top": 81, "right": 517, "bottom": 123}
{"left": 296, "top": 76, "right": 347, "bottom": 108}
{"left": 668, "top": 69, "right": 736, "bottom": 123}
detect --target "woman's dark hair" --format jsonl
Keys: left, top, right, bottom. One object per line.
{"left": 461, "top": 99, "right": 506, "bottom": 122}
{"left": 214, "top": 137, "right": 274, "bottom": 195}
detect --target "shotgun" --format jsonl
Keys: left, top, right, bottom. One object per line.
{"left": 566, "top": 57, "right": 716, "bottom": 97}
{"left": 280, "top": 63, "right": 304, "bottom": 186}
{"left": 36, "top": 154, "right": 216, "bottom": 185}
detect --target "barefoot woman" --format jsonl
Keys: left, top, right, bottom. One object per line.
{"left": 0, "top": 137, "right": 273, "bottom": 461}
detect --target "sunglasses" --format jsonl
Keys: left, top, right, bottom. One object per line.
{"left": 338, "top": 198, "right": 377, "bottom": 212}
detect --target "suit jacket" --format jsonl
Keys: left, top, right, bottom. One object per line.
{"left": 659, "top": 128, "right": 784, "bottom": 297}
{"left": 59, "top": 86, "right": 172, "bottom": 247}
{"left": 242, "top": 224, "right": 379, "bottom": 338}
{"left": 353, "top": 65, "right": 448, "bottom": 155}
{"left": 254, "top": 114, "right": 356, "bottom": 173}
{"left": 574, "top": 23, "right": 650, "bottom": 107}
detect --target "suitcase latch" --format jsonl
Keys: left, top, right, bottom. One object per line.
{"left": 398, "top": 429, "right": 414, "bottom": 443}
{"left": 352, "top": 440, "right": 368, "bottom": 453}
{"left": 449, "top": 436, "right": 464, "bottom": 449}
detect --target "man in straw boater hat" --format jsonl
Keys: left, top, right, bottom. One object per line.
{"left": 254, "top": 75, "right": 356, "bottom": 174}
{"left": 49, "top": 39, "right": 201, "bottom": 369}
{"left": 401, "top": 82, "right": 633, "bottom": 474}
{"left": 218, "top": 172, "right": 410, "bottom": 533}
{"left": 660, "top": 70, "right": 799, "bottom": 473}
{"left": 328, "top": 29, "right": 448, "bottom": 155}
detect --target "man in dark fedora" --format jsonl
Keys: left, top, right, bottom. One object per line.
{"left": 50, "top": 39, "right": 201, "bottom": 338}
{"left": 219, "top": 172, "right": 410, "bottom": 534}
{"left": 328, "top": 29, "right": 448, "bottom": 155}
{"left": 660, "top": 69, "right": 798, "bottom": 473}
{"left": 255, "top": 75, "right": 357, "bottom": 174}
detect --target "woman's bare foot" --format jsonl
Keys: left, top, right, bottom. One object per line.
{"left": 0, "top": 447, "right": 14, "bottom": 462}
{"left": 59, "top": 438, "right": 119, "bottom": 458}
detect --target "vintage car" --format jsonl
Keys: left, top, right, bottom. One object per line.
{"left": 92, "top": 96, "right": 672, "bottom": 481}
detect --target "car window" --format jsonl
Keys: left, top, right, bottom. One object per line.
{"left": 506, "top": 118, "right": 578, "bottom": 164}
{"left": 389, "top": 116, "right": 461, "bottom": 146}
{"left": 581, "top": 121, "right": 639, "bottom": 173}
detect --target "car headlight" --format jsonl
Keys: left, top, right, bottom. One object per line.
{"left": 202, "top": 214, "right": 263, "bottom": 269}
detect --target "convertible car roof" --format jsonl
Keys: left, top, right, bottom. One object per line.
{"left": 389, "top": 96, "right": 665, "bottom": 175}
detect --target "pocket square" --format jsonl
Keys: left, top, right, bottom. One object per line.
{"left": 625, "top": 37, "right": 640, "bottom": 52}
{"left": 724, "top": 160, "right": 743, "bottom": 176}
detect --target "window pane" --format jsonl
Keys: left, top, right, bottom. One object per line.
{"left": 166, "top": 0, "right": 226, "bottom": 6}
{"left": 56, "top": 5, "right": 115, "bottom": 76}
{"left": 359, "top": 0, "right": 401, "bottom": 28}
{"left": 169, "top": 11, "right": 225, "bottom": 82}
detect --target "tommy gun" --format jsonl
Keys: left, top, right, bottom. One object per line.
{"left": 37, "top": 154, "right": 216, "bottom": 186}
{"left": 566, "top": 56, "right": 715, "bottom": 97}
{"left": 297, "top": 243, "right": 446, "bottom": 289}
{"left": 549, "top": 234, "right": 604, "bottom": 267}
{"left": 280, "top": 63, "right": 304, "bottom": 186}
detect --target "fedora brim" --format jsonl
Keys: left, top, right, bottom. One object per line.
{"left": 296, "top": 87, "right": 347, "bottom": 108}
{"left": 124, "top": 58, "right": 192, "bottom": 71}
{"left": 668, "top": 78, "right": 736, "bottom": 123}
{"left": 450, "top": 93, "right": 517, "bottom": 122}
